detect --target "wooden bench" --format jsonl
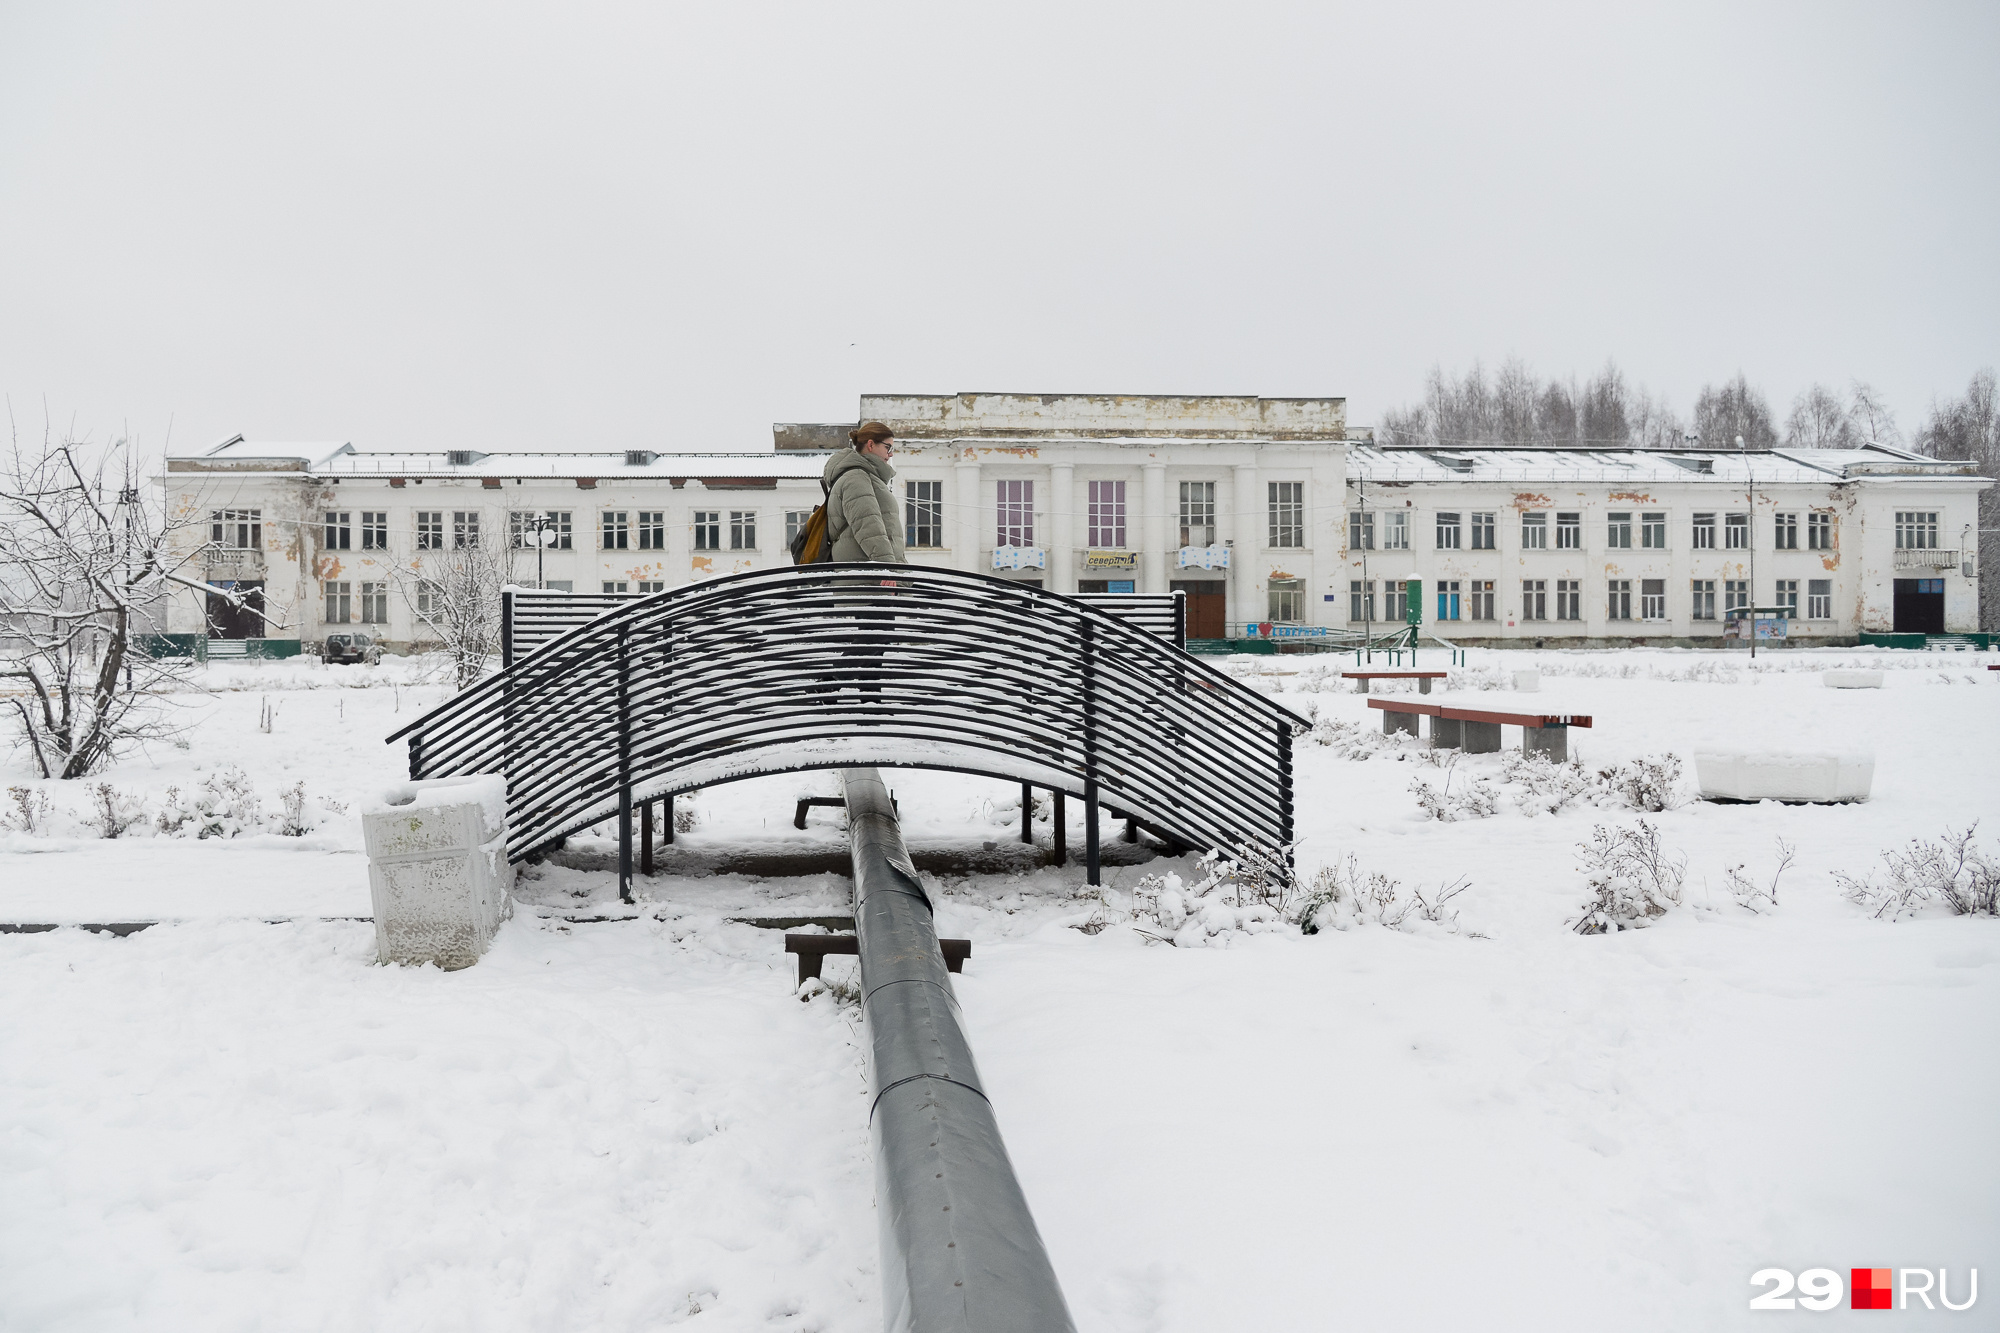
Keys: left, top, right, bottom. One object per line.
{"left": 1367, "top": 697, "right": 1593, "bottom": 761}
{"left": 785, "top": 933, "right": 970, "bottom": 986}
{"left": 1341, "top": 670, "right": 1448, "bottom": 695}
{"left": 793, "top": 794, "right": 896, "bottom": 829}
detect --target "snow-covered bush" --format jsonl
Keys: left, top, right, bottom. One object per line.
{"left": 1835, "top": 825, "right": 1999, "bottom": 919}
{"left": 155, "top": 767, "right": 262, "bottom": 839}
{"left": 1570, "top": 820, "right": 1685, "bottom": 934}
{"left": 3, "top": 785, "right": 55, "bottom": 834}
{"left": 1098, "top": 842, "right": 1299, "bottom": 947}
{"left": 1297, "top": 852, "right": 1471, "bottom": 934}
{"left": 1594, "top": 754, "right": 1684, "bottom": 812}
{"left": 275, "top": 781, "right": 348, "bottom": 837}
{"left": 1409, "top": 753, "right": 1501, "bottom": 822}
{"left": 673, "top": 792, "right": 701, "bottom": 834}
{"left": 1502, "top": 751, "right": 1594, "bottom": 816}
{"left": 83, "top": 784, "right": 147, "bottom": 839}
{"left": 1719, "top": 838, "right": 1795, "bottom": 914}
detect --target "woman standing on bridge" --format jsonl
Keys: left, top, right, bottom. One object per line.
{"left": 822, "top": 421, "right": 907, "bottom": 700}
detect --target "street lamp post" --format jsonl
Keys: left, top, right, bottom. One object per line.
{"left": 529, "top": 514, "right": 556, "bottom": 587}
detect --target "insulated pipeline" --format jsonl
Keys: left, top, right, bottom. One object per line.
{"left": 843, "top": 768, "right": 1076, "bottom": 1333}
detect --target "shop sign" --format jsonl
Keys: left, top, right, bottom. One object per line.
{"left": 1083, "top": 550, "right": 1138, "bottom": 570}
{"left": 1177, "top": 545, "right": 1230, "bottom": 570}
{"left": 1243, "top": 623, "right": 1329, "bottom": 639}
{"left": 992, "top": 546, "right": 1046, "bottom": 571}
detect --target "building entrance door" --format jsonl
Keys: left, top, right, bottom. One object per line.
{"left": 206, "top": 581, "right": 267, "bottom": 639}
{"left": 1171, "top": 579, "right": 1227, "bottom": 639}
{"left": 1891, "top": 578, "right": 1945, "bottom": 634}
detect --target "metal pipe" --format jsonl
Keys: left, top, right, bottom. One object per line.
{"left": 843, "top": 768, "right": 1075, "bottom": 1333}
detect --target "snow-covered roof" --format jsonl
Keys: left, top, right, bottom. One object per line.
{"left": 1346, "top": 443, "right": 1979, "bottom": 486}
{"left": 171, "top": 437, "right": 823, "bottom": 480}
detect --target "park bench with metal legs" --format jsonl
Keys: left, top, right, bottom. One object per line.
{"left": 1341, "top": 670, "right": 1449, "bottom": 695}
{"left": 785, "top": 931, "right": 970, "bottom": 986}
{"left": 1367, "top": 697, "right": 1594, "bottom": 761}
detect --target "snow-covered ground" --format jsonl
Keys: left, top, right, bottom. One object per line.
{"left": 3, "top": 648, "right": 1997, "bottom": 1330}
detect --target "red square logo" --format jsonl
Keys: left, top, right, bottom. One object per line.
{"left": 1852, "top": 1268, "right": 1893, "bottom": 1310}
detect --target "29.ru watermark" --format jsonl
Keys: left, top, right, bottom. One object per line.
{"left": 1750, "top": 1268, "right": 1977, "bottom": 1312}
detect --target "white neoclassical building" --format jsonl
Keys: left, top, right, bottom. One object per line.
{"left": 158, "top": 393, "right": 1987, "bottom": 653}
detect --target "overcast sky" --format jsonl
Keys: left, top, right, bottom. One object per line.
{"left": 3, "top": 2, "right": 1995, "bottom": 456}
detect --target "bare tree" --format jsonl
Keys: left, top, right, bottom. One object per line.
{"left": 0, "top": 429, "right": 234, "bottom": 777}
{"left": 1784, "top": 383, "right": 1859, "bottom": 449}
{"left": 1846, "top": 381, "right": 1902, "bottom": 449}
{"left": 1915, "top": 369, "right": 1999, "bottom": 631}
{"left": 1693, "top": 373, "right": 1777, "bottom": 448}
{"left": 392, "top": 514, "right": 517, "bottom": 691}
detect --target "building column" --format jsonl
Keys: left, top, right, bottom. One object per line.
{"left": 955, "top": 456, "right": 982, "bottom": 574}
{"left": 1233, "top": 461, "right": 1260, "bottom": 629}
{"left": 1142, "top": 463, "right": 1168, "bottom": 595}
{"left": 1050, "top": 462, "right": 1075, "bottom": 592}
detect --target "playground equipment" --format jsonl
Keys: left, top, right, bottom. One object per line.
{"left": 392, "top": 565, "right": 1305, "bottom": 901}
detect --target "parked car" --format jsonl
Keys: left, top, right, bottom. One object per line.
{"left": 321, "top": 632, "right": 383, "bottom": 665}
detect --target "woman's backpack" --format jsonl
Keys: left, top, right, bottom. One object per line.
{"left": 788, "top": 478, "right": 833, "bottom": 565}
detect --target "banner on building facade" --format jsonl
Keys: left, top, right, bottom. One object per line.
{"left": 1176, "top": 545, "right": 1230, "bottom": 570}
{"left": 1083, "top": 550, "right": 1138, "bottom": 570}
{"left": 992, "top": 547, "right": 1046, "bottom": 571}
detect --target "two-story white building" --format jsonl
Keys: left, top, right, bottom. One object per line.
{"left": 157, "top": 393, "right": 1987, "bottom": 653}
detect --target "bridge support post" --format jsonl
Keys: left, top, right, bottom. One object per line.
{"left": 641, "top": 799, "right": 654, "bottom": 875}
{"left": 1021, "top": 782, "right": 1034, "bottom": 844}
{"left": 1052, "top": 789, "right": 1066, "bottom": 866}
{"left": 617, "top": 625, "right": 633, "bottom": 905}
{"left": 662, "top": 792, "right": 674, "bottom": 845}
{"left": 1084, "top": 782, "right": 1100, "bottom": 885}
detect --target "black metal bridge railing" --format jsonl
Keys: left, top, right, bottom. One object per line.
{"left": 392, "top": 564, "right": 1302, "bottom": 893}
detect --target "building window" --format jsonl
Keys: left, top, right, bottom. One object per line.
{"left": 692, "top": 511, "right": 720, "bottom": 551}
{"left": 637, "top": 580, "right": 665, "bottom": 594}
{"left": 323, "top": 512, "right": 351, "bottom": 550}
{"left": 785, "top": 510, "right": 813, "bottom": 550}
{"left": 1556, "top": 512, "right": 1581, "bottom": 549}
{"left": 906, "top": 481, "right": 943, "bottom": 548}
{"left": 360, "top": 582, "right": 388, "bottom": 624}
{"left": 1347, "top": 511, "right": 1374, "bottom": 551}
{"left": 1384, "top": 580, "right": 1408, "bottom": 622}
{"left": 1087, "top": 480, "right": 1127, "bottom": 548}
{"left": 1641, "top": 512, "right": 1667, "bottom": 549}
{"left": 1774, "top": 579, "right": 1798, "bottom": 618}
{"left": 638, "top": 511, "right": 665, "bottom": 551}
{"left": 601, "top": 511, "right": 629, "bottom": 550}
{"left": 1469, "top": 579, "right": 1495, "bottom": 620}
{"left": 1434, "top": 512, "right": 1462, "bottom": 550}
{"left": 1268, "top": 578, "right": 1305, "bottom": 623}
{"left": 1521, "top": 512, "right": 1547, "bottom": 549}
{"left": 1641, "top": 578, "right": 1666, "bottom": 620}
{"left": 1608, "top": 579, "right": 1632, "bottom": 621}
{"left": 1382, "top": 511, "right": 1409, "bottom": 550}
{"left": 1691, "top": 580, "right": 1716, "bottom": 621}
{"left": 1774, "top": 512, "right": 1798, "bottom": 550}
{"left": 1180, "top": 482, "right": 1216, "bottom": 547}
{"left": 1725, "top": 512, "right": 1750, "bottom": 549}
{"left": 510, "top": 511, "right": 572, "bottom": 550}
{"left": 1469, "top": 512, "right": 1495, "bottom": 550}
{"left": 1436, "top": 579, "right": 1461, "bottom": 621}
{"left": 1522, "top": 579, "right": 1547, "bottom": 620}
{"left": 414, "top": 580, "right": 441, "bottom": 619}
{"left": 1894, "top": 511, "right": 1938, "bottom": 549}
{"left": 1556, "top": 579, "right": 1581, "bottom": 621}
{"left": 1808, "top": 512, "right": 1833, "bottom": 550}
{"left": 1807, "top": 579, "right": 1832, "bottom": 619}
{"left": 416, "top": 511, "right": 443, "bottom": 550}
{"left": 1607, "top": 512, "right": 1633, "bottom": 549}
{"left": 452, "top": 511, "right": 480, "bottom": 549}
{"left": 997, "top": 480, "right": 1035, "bottom": 548}
{"left": 1725, "top": 579, "right": 1750, "bottom": 615}
{"left": 730, "top": 511, "right": 757, "bottom": 550}
{"left": 323, "top": 581, "right": 351, "bottom": 624}
{"left": 1349, "top": 580, "right": 1374, "bottom": 623}
{"left": 541, "top": 580, "right": 573, "bottom": 592}
{"left": 210, "top": 509, "right": 261, "bottom": 548}
{"left": 361, "top": 511, "right": 388, "bottom": 551}
{"left": 1268, "top": 482, "right": 1304, "bottom": 549}
{"left": 1691, "top": 513, "right": 1716, "bottom": 549}
{"left": 602, "top": 581, "right": 628, "bottom": 594}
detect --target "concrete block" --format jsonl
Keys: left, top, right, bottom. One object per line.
{"left": 1417, "top": 677, "right": 1433, "bottom": 695}
{"left": 1523, "top": 725, "right": 1569, "bottom": 763}
{"left": 1822, "top": 670, "right": 1884, "bottom": 689}
{"left": 1694, "top": 748, "right": 1874, "bottom": 804}
{"left": 1462, "top": 720, "right": 1503, "bottom": 753}
{"left": 1513, "top": 669, "right": 1540, "bottom": 693}
{"left": 1431, "top": 715, "right": 1462, "bottom": 749}
{"left": 362, "top": 774, "right": 513, "bottom": 969}
{"left": 1381, "top": 709, "right": 1420, "bottom": 736}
